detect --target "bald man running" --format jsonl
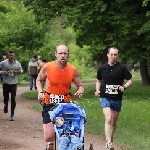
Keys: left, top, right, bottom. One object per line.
{"left": 36, "top": 44, "right": 84, "bottom": 149}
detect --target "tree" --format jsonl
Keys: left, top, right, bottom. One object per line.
{"left": 23, "top": 0, "right": 150, "bottom": 85}
{"left": 0, "top": 1, "right": 46, "bottom": 61}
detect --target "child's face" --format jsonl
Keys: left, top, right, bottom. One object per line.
{"left": 55, "top": 118, "right": 64, "bottom": 127}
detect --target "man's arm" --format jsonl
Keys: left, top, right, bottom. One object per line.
{"left": 36, "top": 64, "right": 47, "bottom": 101}
{"left": 73, "top": 69, "right": 84, "bottom": 99}
{"left": 123, "top": 79, "right": 132, "bottom": 88}
{"left": 36, "top": 64, "right": 47, "bottom": 92}
{"left": 16, "top": 62, "right": 23, "bottom": 74}
{"left": 95, "top": 79, "right": 101, "bottom": 96}
{"left": 118, "top": 79, "right": 132, "bottom": 92}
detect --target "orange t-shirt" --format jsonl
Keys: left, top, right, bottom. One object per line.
{"left": 44, "top": 61, "right": 76, "bottom": 104}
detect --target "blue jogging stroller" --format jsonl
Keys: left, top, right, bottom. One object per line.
{"left": 48, "top": 103, "right": 86, "bottom": 150}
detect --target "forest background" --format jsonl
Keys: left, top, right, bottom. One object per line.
{"left": 1, "top": 1, "right": 150, "bottom": 149}
{"left": 1, "top": 0, "right": 150, "bottom": 84}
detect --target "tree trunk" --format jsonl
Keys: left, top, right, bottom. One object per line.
{"left": 140, "top": 59, "right": 150, "bottom": 85}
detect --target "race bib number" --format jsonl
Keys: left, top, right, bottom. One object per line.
{"left": 8, "top": 70, "right": 16, "bottom": 77}
{"left": 50, "top": 94, "right": 64, "bottom": 104}
{"left": 105, "top": 85, "right": 119, "bottom": 94}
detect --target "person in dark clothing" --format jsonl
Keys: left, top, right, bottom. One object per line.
{"left": 28, "top": 55, "right": 38, "bottom": 90}
{"left": 95, "top": 47, "right": 132, "bottom": 150}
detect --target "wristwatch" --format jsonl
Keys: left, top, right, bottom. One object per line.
{"left": 123, "top": 85, "right": 127, "bottom": 89}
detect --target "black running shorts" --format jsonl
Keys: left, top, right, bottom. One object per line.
{"left": 42, "top": 104, "right": 55, "bottom": 124}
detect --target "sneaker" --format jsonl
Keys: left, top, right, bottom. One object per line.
{"left": 45, "top": 142, "right": 55, "bottom": 150}
{"left": 9, "top": 115, "right": 14, "bottom": 121}
{"left": 106, "top": 142, "right": 114, "bottom": 150}
{"left": 4, "top": 105, "right": 8, "bottom": 113}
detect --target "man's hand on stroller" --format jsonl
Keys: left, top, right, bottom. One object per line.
{"left": 38, "top": 92, "right": 45, "bottom": 102}
{"left": 74, "top": 91, "right": 83, "bottom": 99}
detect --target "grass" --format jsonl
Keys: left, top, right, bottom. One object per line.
{"left": 20, "top": 71, "right": 150, "bottom": 150}
{"left": 115, "top": 81, "right": 150, "bottom": 149}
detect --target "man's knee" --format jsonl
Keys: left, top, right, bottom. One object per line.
{"left": 44, "top": 135, "right": 55, "bottom": 142}
{"left": 43, "top": 123, "right": 55, "bottom": 142}
{"left": 11, "top": 97, "right": 16, "bottom": 104}
{"left": 105, "top": 117, "right": 112, "bottom": 124}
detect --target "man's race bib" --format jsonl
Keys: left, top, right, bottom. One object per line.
{"left": 105, "top": 85, "right": 119, "bottom": 94}
{"left": 50, "top": 94, "right": 64, "bottom": 104}
{"left": 8, "top": 70, "right": 16, "bottom": 77}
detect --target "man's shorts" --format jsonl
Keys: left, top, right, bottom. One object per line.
{"left": 42, "top": 104, "right": 55, "bottom": 124}
{"left": 100, "top": 98, "right": 122, "bottom": 112}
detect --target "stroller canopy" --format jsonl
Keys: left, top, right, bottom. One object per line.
{"left": 49, "top": 103, "right": 86, "bottom": 122}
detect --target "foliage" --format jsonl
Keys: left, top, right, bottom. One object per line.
{"left": 23, "top": 0, "right": 150, "bottom": 85}
{"left": 2, "top": 0, "right": 150, "bottom": 84}
{"left": 35, "top": 21, "right": 94, "bottom": 77}
{"left": 23, "top": 0, "right": 63, "bottom": 23}
{"left": 36, "top": 21, "right": 77, "bottom": 62}
{"left": 0, "top": 0, "right": 46, "bottom": 60}
{"left": 143, "top": 0, "right": 150, "bottom": 6}
{"left": 23, "top": 0, "right": 150, "bottom": 62}
{"left": 18, "top": 72, "right": 30, "bottom": 82}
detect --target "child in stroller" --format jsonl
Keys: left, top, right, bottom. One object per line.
{"left": 49, "top": 103, "right": 86, "bottom": 150}
{"left": 56, "top": 117, "right": 83, "bottom": 150}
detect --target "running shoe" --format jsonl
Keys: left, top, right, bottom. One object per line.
{"left": 45, "top": 142, "right": 55, "bottom": 150}
{"left": 9, "top": 115, "right": 14, "bottom": 121}
{"left": 4, "top": 105, "right": 8, "bottom": 113}
{"left": 106, "top": 142, "right": 114, "bottom": 150}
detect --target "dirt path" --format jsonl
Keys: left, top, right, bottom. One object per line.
{"left": 0, "top": 86, "right": 123, "bottom": 150}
